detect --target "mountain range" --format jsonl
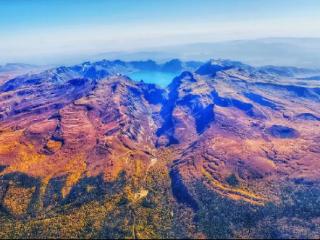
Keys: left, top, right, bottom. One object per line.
{"left": 95, "top": 38, "right": 320, "bottom": 68}
{"left": 0, "top": 58, "right": 320, "bottom": 238}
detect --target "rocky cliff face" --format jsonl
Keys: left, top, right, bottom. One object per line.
{"left": 0, "top": 59, "right": 320, "bottom": 238}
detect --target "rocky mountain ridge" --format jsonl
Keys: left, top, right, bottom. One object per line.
{"left": 0, "top": 59, "right": 320, "bottom": 238}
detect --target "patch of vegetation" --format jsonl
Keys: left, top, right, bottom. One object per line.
{"left": 2, "top": 163, "right": 319, "bottom": 239}
{"left": 191, "top": 181, "right": 320, "bottom": 239}
{"left": 0, "top": 161, "right": 188, "bottom": 238}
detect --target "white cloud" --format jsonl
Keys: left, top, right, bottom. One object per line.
{"left": 1, "top": 17, "right": 320, "bottom": 64}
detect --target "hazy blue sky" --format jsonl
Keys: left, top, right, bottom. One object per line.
{"left": 1, "top": 0, "right": 320, "bottom": 64}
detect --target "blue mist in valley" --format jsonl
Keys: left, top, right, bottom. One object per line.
{"left": 127, "top": 70, "right": 179, "bottom": 87}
